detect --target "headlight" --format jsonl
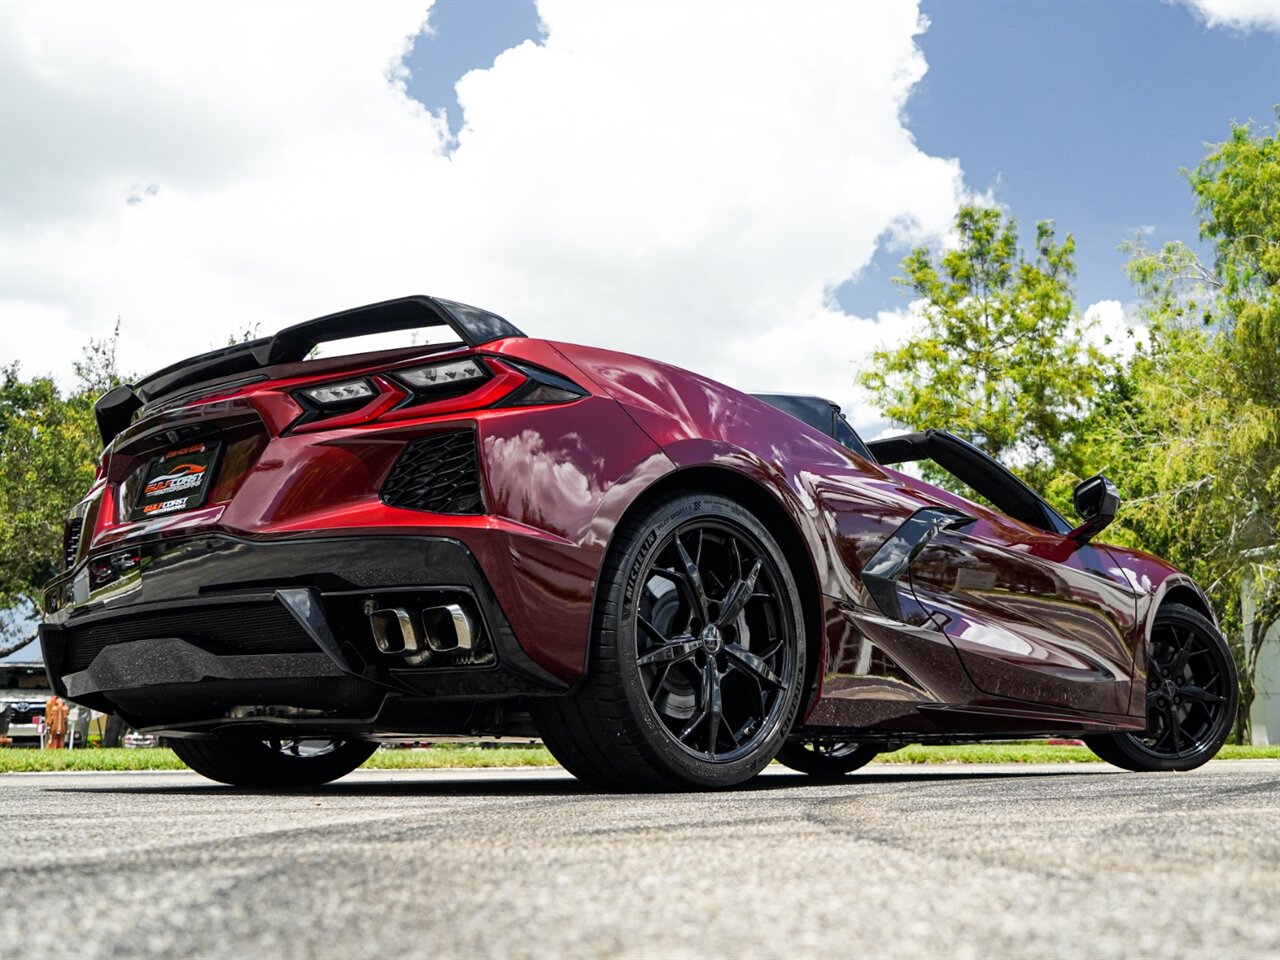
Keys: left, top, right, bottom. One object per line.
{"left": 394, "top": 358, "right": 489, "bottom": 391}
{"left": 297, "top": 379, "right": 375, "bottom": 408}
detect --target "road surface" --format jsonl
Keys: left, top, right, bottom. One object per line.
{"left": 2, "top": 761, "right": 1277, "bottom": 958}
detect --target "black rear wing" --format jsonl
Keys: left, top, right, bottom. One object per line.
{"left": 94, "top": 295, "right": 525, "bottom": 445}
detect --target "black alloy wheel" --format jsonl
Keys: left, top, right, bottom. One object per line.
{"left": 533, "top": 492, "right": 807, "bottom": 790}
{"left": 775, "top": 740, "right": 879, "bottom": 778}
{"left": 635, "top": 518, "right": 797, "bottom": 763}
{"left": 168, "top": 736, "right": 377, "bottom": 787}
{"left": 1084, "top": 603, "right": 1238, "bottom": 772}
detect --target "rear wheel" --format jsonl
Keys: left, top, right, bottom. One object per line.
{"left": 168, "top": 737, "right": 377, "bottom": 787}
{"left": 776, "top": 741, "right": 878, "bottom": 778}
{"left": 1084, "top": 603, "right": 1237, "bottom": 772}
{"left": 533, "top": 492, "right": 807, "bottom": 790}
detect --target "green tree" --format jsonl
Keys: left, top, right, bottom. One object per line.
{"left": 859, "top": 206, "right": 1108, "bottom": 490}
{"left": 1084, "top": 120, "right": 1279, "bottom": 738}
{"left": 0, "top": 323, "right": 126, "bottom": 650}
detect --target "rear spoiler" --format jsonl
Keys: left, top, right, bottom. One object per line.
{"left": 94, "top": 295, "right": 525, "bottom": 446}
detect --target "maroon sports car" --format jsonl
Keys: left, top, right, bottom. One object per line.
{"left": 40, "top": 296, "right": 1238, "bottom": 788}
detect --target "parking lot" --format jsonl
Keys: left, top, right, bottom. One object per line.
{"left": 2, "top": 760, "right": 1277, "bottom": 959}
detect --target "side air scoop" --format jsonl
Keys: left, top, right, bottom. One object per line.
{"left": 862, "top": 507, "right": 975, "bottom": 622}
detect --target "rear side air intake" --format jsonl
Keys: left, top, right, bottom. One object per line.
{"left": 381, "top": 429, "right": 484, "bottom": 514}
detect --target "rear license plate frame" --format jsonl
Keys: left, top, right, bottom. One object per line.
{"left": 130, "top": 440, "right": 223, "bottom": 521}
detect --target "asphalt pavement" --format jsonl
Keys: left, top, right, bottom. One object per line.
{"left": 2, "top": 760, "right": 1277, "bottom": 959}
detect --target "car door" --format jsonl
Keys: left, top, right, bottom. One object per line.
{"left": 866, "top": 432, "right": 1141, "bottom": 717}
{"left": 906, "top": 505, "right": 1140, "bottom": 715}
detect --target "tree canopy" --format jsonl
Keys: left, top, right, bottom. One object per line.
{"left": 858, "top": 206, "right": 1107, "bottom": 490}
{"left": 0, "top": 325, "right": 125, "bottom": 648}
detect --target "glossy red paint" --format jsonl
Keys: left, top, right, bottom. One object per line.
{"left": 52, "top": 330, "right": 1195, "bottom": 739}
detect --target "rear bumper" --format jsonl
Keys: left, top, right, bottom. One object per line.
{"left": 40, "top": 533, "right": 567, "bottom": 732}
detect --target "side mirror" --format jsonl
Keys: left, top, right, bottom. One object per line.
{"left": 1068, "top": 474, "right": 1120, "bottom": 544}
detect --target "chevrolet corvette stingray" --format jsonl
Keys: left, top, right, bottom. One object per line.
{"left": 40, "top": 296, "right": 1238, "bottom": 788}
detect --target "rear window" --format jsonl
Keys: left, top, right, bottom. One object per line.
{"left": 752, "top": 393, "right": 876, "bottom": 463}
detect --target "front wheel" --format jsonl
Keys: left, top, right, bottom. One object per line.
{"left": 533, "top": 492, "right": 807, "bottom": 791}
{"left": 775, "top": 741, "right": 879, "bottom": 778}
{"left": 1084, "top": 603, "right": 1238, "bottom": 772}
{"left": 168, "top": 737, "right": 377, "bottom": 787}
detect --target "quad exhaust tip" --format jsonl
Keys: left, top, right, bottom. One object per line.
{"left": 369, "top": 603, "right": 474, "bottom": 661}
{"left": 369, "top": 607, "right": 421, "bottom": 656}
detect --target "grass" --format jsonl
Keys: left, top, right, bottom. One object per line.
{"left": 872, "top": 742, "right": 1280, "bottom": 764}
{"left": 1, "top": 741, "right": 1277, "bottom": 774}
{"left": 0, "top": 747, "right": 189, "bottom": 773}
{"left": 365, "top": 745, "right": 558, "bottom": 769}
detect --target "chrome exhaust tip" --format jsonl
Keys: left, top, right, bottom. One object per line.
{"left": 368, "top": 607, "right": 422, "bottom": 656}
{"left": 422, "top": 603, "right": 475, "bottom": 653}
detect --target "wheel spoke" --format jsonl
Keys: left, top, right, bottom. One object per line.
{"left": 705, "top": 663, "right": 724, "bottom": 755}
{"left": 1146, "top": 657, "right": 1159, "bottom": 683}
{"left": 678, "top": 710, "right": 705, "bottom": 744}
{"left": 1168, "top": 627, "right": 1194, "bottom": 676}
{"left": 725, "top": 642, "right": 783, "bottom": 688}
{"left": 648, "top": 662, "right": 674, "bottom": 699}
{"left": 679, "top": 664, "right": 714, "bottom": 744}
{"left": 1177, "top": 684, "right": 1225, "bottom": 705}
{"left": 674, "top": 536, "right": 711, "bottom": 622}
{"left": 749, "top": 670, "right": 767, "bottom": 717}
{"left": 1165, "top": 704, "right": 1183, "bottom": 752}
{"left": 716, "top": 559, "right": 763, "bottom": 628}
{"left": 637, "top": 636, "right": 700, "bottom": 667}
{"left": 637, "top": 615, "right": 667, "bottom": 646}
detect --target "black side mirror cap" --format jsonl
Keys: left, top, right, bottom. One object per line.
{"left": 1068, "top": 474, "right": 1120, "bottom": 544}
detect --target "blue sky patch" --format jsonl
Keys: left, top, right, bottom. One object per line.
{"left": 401, "top": 0, "right": 542, "bottom": 144}
{"left": 836, "top": 0, "right": 1279, "bottom": 316}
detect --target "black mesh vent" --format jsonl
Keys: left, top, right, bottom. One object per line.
{"left": 64, "top": 603, "right": 316, "bottom": 672}
{"left": 381, "top": 430, "right": 483, "bottom": 514}
{"left": 63, "top": 517, "right": 83, "bottom": 570}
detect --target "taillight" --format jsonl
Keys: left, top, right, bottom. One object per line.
{"left": 392, "top": 358, "right": 489, "bottom": 393}
{"left": 296, "top": 379, "right": 376, "bottom": 410}
{"left": 286, "top": 355, "right": 588, "bottom": 432}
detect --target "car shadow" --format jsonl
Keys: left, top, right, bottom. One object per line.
{"left": 43, "top": 765, "right": 1113, "bottom": 798}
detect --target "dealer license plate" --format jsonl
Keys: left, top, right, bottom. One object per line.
{"left": 130, "top": 440, "right": 222, "bottom": 521}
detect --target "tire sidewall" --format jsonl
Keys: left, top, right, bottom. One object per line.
{"left": 608, "top": 493, "right": 806, "bottom": 788}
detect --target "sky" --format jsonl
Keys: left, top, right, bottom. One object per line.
{"left": 0, "top": 0, "right": 1276, "bottom": 439}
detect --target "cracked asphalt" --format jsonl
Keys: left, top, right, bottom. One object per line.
{"left": 2, "top": 760, "right": 1277, "bottom": 959}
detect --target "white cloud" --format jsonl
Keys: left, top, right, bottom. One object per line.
{"left": 0, "top": 0, "right": 967, "bottom": 435}
{"left": 713, "top": 303, "right": 923, "bottom": 434}
{"left": 1084, "top": 299, "right": 1146, "bottom": 362}
{"left": 1178, "top": 0, "right": 1280, "bottom": 33}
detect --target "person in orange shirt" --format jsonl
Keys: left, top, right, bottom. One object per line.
{"left": 43, "top": 696, "right": 68, "bottom": 750}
